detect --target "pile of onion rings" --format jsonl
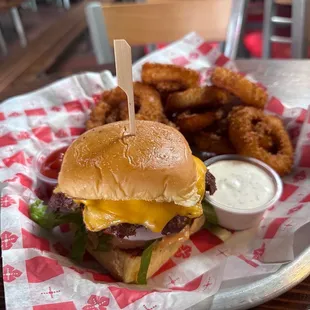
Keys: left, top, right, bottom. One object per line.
{"left": 142, "top": 64, "right": 268, "bottom": 157}
{"left": 86, "top": 62, "right": 293, "bottom": 175}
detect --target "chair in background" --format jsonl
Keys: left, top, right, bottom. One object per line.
{"left": 0, "top": 0, "right": 27, "bottom": 55}
{"left": 21, "top": 0, "right": 38, "bottom": 11}
{"left": 56, "top": 0, "right": 71, "bottom": 10}
{"left": 263, "top": 0, "right": 309, "bottom": 58}
{"left": 85, "top": 0, "right": 247, "bottom": 64}
{"left": 145, "top": 0, "right": 248, "bottom": 57}
{"left": 0, "top": 27, "right": 6, "bottom": 55}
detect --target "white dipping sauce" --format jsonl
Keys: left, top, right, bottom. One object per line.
{"left": 208, "top": 160, "right": 276, "bottom": 209}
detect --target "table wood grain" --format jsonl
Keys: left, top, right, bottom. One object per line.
{"left": 0, "top": 60, "right": 309, "bottom": 310}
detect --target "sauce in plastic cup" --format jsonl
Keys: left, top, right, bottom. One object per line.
{"left": 33, "top": 137, "right": 77, "bottom": 202}
{"left": 204, "top": 155, "right": 283, "bottom": 231}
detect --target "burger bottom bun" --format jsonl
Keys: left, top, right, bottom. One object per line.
{"left": 87, "top": 215, "right": 205, "bottom": 283}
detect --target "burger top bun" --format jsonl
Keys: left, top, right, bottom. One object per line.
{"left": 58, "top": 120, "right": 200, "bottom": 207}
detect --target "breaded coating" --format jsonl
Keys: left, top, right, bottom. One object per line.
{"left": 142, "top": 62, "right": 200, "bottom": 93}
{"left": 194, "top": 132, "right": 235, "bottom": 155}
{"left": 166, "top": 86, "right": 236, "bottom": 112}
{"left": 228, "top": 106, "right": 293, "bottom": 175}
{"left": 211, "top": 67, "right": 268, "bottom": 109}
{"left": 176, "top": 111, "right": 216, "bottom": 133}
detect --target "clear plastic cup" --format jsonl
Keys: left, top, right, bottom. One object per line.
{"left": 33, "top": 136, "right": 78, "bottom": 202}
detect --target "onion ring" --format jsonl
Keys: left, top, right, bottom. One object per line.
{"left": 211, "top": 67, "right": 268, "bottom": 109}
{"left": 86, "top": 101, "right": 111, "bottom": 130}
{"left": 176, "top": 111, "right": 216, "bottom": 133}
{"left": 155, "top": 81, "right": 184, "bottom": 93}
{"left": 102, "top": 88, "right": 126, "bottom": 107}
{"left": 141, "top": 63, "right": 200, "bottom": 93}
{"left": 118, "top": 82, "right": 165, "bottom": 122}
{"left": 161, "top": 114, "right": 177, "bottom": 128}
{"left": 253, "top": 120, "right": 274, "bottom": 150}
{"left": 105, "top": 108, "right": 120, "bottom": 124}
{"left": 194, "top": 132, "right": 235, "bottom": 155}
{"left": 228, "top": 106, "right": 293, "bottom": 176}
{"left": 87, "top": 83, "right": 165, "bottom": 129}
{"left": 166, "top": 86, "right": 236, "bottom": 112}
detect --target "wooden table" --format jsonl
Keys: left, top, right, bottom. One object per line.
{"left": 0, "top": 60, "right": 310, "bottom": 310}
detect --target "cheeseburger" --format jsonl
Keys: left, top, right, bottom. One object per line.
{"left": 41, "top": 120, "right": 216, "bottom": 283}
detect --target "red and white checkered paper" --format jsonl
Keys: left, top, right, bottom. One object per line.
{"left": 1, "top": 33, "right": 310, "bottom": 310}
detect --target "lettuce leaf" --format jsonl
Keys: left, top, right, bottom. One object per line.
{"left": 202, "top": 201, "right": 232, "bottom": 241}
{"left": 71, "top": 223, "right": 87, "bottom": 262}
{"left": 30, "top": 200, "right": 88, "bottom": 262}
{"left": 95, "top": 234, "right": 112, "bottom": 252}
{"left": 202, "top": 200, "right": 218, "bottom": 225}
{"left": 30, "top": 200, "right": 81, "bottom": 229}
{"left": 137, "top": 240, "right": 158, "bottom": 284}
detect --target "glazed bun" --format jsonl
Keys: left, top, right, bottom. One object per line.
{"left": 58, "top": 120, "right": 199, "bottom": 206}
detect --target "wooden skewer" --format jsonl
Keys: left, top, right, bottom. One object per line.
{"left": 113, "top": 39, "right": 136, "bottom": 136}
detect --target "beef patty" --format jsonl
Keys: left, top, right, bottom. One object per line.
{"left": 48, "top": 193, "right": 191, "bottom": 238}
{"left": 48, "top": 170, "right": 216, "bottom": 238}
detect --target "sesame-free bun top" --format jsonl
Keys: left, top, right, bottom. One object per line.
{"left": 58, "top": 120, "right": 200, "bottom": 207}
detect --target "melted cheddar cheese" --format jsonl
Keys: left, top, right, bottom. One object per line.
{"left": 80, "top": 156, "right": 206, "bottom": 232}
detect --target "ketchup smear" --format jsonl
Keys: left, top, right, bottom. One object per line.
{"left": 40, "top": 146, "right": 68, "bottom": 179}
